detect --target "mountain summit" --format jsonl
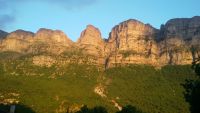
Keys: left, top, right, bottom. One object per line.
{"left": 77, "top": 25, "right": 105, "bottom": 56}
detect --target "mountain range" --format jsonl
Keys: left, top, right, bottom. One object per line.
{"left": 1, "top": 16, "right": 200, "bottom": 68}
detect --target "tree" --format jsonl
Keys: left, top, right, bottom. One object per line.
{"left": 192, "top": 58, "right": 200, "bottom": 76}
{"left": 76, "top": 105, "right": 108, "bottom": 113}
{"left": 91, "top": 106, "right": 108, "bottom": 113}
{"left": 76, "top": 105, "right": 90, "bottom": 113}
{"left": 183, "top": 57, "right": 200, "bottom": 113}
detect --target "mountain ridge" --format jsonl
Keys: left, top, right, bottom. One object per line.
{"left": 0, "top": 16, "right": 200, "bottom": 68}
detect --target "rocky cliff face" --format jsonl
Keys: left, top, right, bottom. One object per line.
{"left": 30, "top": 28, "right": 73, "bottom": 54}
{"left": 158, "top": 16, "right": 200, "bottom": 65}
{"left": 161, "top": 16, "right": 200, "bottom": 41}
{"left": 76, "top": 25, "right": 105, "bottom": 65}
{"left": 0, "top": 30, "right": 8, "bottom": 39}
{"left": 158, "top": 37, "right": 192, "bottom": 65}
{"left": 106, "top": 19, "right": 159, "bottom": 67}
{"left": 0, "top": 16, "right": 200, "bottom": 68}
{"left": 35, "top": 28, "right": 73, "bottom": 45}
{"left": 0, "top": 30, "right": 34, "bottom": 52}
{"left": 0, "top": 29, "right": 73, "bottom": 54}
{"left": 77, "top": 25, "right": 105, "bottom": 56}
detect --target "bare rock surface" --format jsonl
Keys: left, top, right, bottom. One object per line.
{"left": 158, "top": 16, "right": 200, "bottom": 66}
{"left": 77, "top": 25, "right": 105, "bottom": 56}
{"left": 35, "top": 28, "right": 73, "bottom": 45}
{"left": 32, "top": 55, "right": 56, "bottom": 67}
{"left": 161, "top": 16, "right": 200, "bottom": 41}
{"left": 106, "top": 19, "right": 159, "bottom": 67}
{"left": 0, "top": 30, "right": 34, "bottom": 52}
{"left": 0, "top": 30, "right": 8, "bottom": 39}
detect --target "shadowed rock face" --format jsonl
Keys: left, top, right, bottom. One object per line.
{"left": 158, "top": 16, "right": 200, "bottom": 65}
{"left": 0, "top": 16, "right": 200, "bottom": 67}
{"left": 161, "top": 16, "right": 200, "bottom": 41}
{"left": 158, "top": 37, "right": 192, "bottom": 65}
{"left": 0, "top": 30, "right": 8, "bottom": 39}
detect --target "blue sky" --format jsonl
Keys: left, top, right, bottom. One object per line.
{"left": 0, "top": 0, "right": 200, "bottom": 41}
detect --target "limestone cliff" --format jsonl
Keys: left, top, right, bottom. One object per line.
{"left": 158, "top": 16, "right": 200, "bottom": 65}
{"left": 160, "top": 16, "right": 200, "bottom": 41}
{"left": 30, "top": 28, "right": 73, "bottom": 54}
{"left": 158, "top": 37, "right": 192, "bottom": 65}
{"left": 76, "top": 25, "right": 105, "bottom": 65}
{"left": 0, "top": 30, "right": 34, "bottom": 52}
{"left": 0, "top": 16, "right": 200, "bottom": 68}
{"left": 106, "top": 19, "right": 159, "bottom": 67}
{"left": 0, "top": 30, "right": 8, "bottom": 39}
{"left": 34, "top": 28, "right": 73, "bottom": 45}
{"left": 77, "top": 25, "right": 105, "bottom": 56}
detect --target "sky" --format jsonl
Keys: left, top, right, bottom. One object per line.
{"left": 0, "top": 0, "right": 200, "bottom": 41}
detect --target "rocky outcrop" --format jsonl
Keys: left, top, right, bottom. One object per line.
{"left": 32, "top": 55, "right": 56, "bottom": 67}
{"left": 0, "top": 30, "right": 34, "bottom": 52}
{"left": 0, "top": 30, "right": 8, "bottom": 39}
{"left": 105, "top": 16, "right": 200, "bottom": 67}
{"left": 77, "top": 25, "right": 105, "bottom": 56}
{"left": 0, "top": 16, "right": 200, "bottom": 68}
{"left": 158, "top": 37, "right": 192, "bottom": 65}
{"left": 160, "top": 16, "right": 200, "bottom": 41}
{"left": 158, "top": 16, "right": 200, "bottom": 65}
{"left": 34, "top": 28, "right": 73, "bottom": 45}
{"left": 29, "top": 28, "right": 73, "bottom": 54}
{"left": 0, "top": 29, "right": 74, "bottom": 54}
{"left": 106, "top": 19, "right": 159, "bottom": 67}
{"left": 76, "top": 25, "right": 105, "bottom": 65}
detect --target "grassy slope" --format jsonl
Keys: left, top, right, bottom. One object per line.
{"left": 0, "top": 53, "right": 197, "bottom": 113}
{"left": 0, "top": 62, "right": 113, "bottom": 113}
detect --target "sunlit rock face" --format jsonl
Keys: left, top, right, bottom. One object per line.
{"left": 0, "top": 30, "right": 34, "bottom": 52}
{"left": 30, "top": 28, "right": 74, "bottom": 54}
{"left": 0, "top": 28, "right": 74, "bottom": 54}
{"left": 0, "top": 16, "right": 200, "bottom": 67}
{"left": 106, "top": 19, "right": 159, "bottom": 67}
{"left": 77, "top": 25, "right": 105, "bottom": 57}
{"left": 76, "top": 25, "right": 106, "bottom": 65}
{"left": 34, "top": 28, "right": 73, "bottom": 45}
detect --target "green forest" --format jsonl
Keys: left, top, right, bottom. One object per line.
{"left": 0, "top": 52, "right": 199, "bottom": 113}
